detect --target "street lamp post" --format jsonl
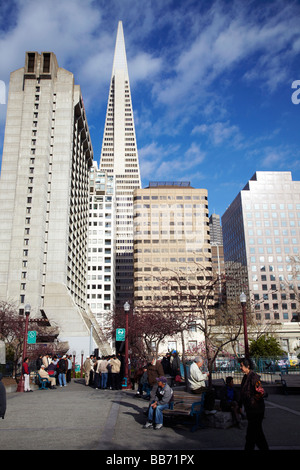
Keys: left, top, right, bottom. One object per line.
{"left": 80, "top": 350, "right": 84, "bottom": 378}
{"left": 16, "top": 303, "right": 31, "bottom": 393}
{"left": 123, "top": 301, "right": 131, "bottom": 389}
{"left": 240, "top": 292, "right": 249, "bottom": 359}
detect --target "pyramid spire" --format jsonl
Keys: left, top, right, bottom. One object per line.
{"left": 99, "top": 21, "right": 141, "bottom": 305}
{"left": 112, "top": 21, "right": 128, "bottom": 77}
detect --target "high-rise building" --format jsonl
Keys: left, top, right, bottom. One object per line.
{"left": 209, "top": 213, "right": 223, "bottom": 245}
{"left": 133, "top": 182, "right": 213, "bottom": 352}
{"left": 87, "top": 162, "right": 115, "bottom": 336}
{"left": 99, "top": 21, "right": 141, "bottom": 306}
{"left": 222, "top": 171, "right": 300, "bottom": 324}
{"left": 209, "top": 214, "right": 225, "bottom": 305}
{"left": 0, "top": 52, "right": 111, "bottom": 357}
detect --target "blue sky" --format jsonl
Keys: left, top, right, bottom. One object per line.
{"left": 0, "top": 0, "right": 299, "bottom": 218}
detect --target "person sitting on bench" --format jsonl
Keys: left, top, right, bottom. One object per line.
{"left": 220, "top": 376, "right": 242, "bottom": 428}
{"left": 143, "top": 376, "right": 173, "bottom": 430}
{"left": 188, "top": 356, "right": 216, "bottom": 413}
{"left": 188, "top": 356, "right": 208, "bottom": 393}
{"left": 38, "top": 365, "right": 57, "bottom": 389}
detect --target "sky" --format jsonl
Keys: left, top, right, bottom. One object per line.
{"left": 0, "top": 0, "right": 300, "bottom": 218}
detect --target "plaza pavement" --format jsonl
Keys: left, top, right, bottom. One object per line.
{"left": 1, "top": 378, "right": 300, "bottom": 456}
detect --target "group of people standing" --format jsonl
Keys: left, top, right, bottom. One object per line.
{"left": 36, "top": 353, "right": 73, "bottom": 388}
{"left": 83, "top": 354, "right": 125, "bottom": 390}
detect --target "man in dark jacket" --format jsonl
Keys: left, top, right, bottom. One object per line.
{"left": 58, "top": 355, "right": 67, "bottom": 387}
{"left": 36, "top": 354, "right": 43, "bottom": 371}
{"left": 0, "top": 373, "right": 6, "bottom": 419}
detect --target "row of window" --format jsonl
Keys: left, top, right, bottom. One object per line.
{"left": 256, "top": 312, "right": 297, "bottom": 321}
{"left": 134, "top": 195, "right": 207, "bottom": 201}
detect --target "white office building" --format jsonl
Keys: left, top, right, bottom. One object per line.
{"left": 87, "top": 163, "right": 115, "bottom": 341}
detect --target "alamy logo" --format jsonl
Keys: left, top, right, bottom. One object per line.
{"left": 291, "top": 80, "right": 300, "bottom": 105}
{"left": 0, "top": 80, "right": 6, "bottom": 105}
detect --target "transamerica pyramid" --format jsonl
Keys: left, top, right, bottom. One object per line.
{"left": 99, "top": 21, "right": 141, "bottom": 306}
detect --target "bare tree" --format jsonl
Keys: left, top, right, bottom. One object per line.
{"left": 0, "top": 300, "right": 62, "bottom": 380}
{"left": 0, "top": 301, "right": 25, "bottom": 375}
{"left": 131, "top": 262, "right": 246, "bottom": 387}
{"left": 105, "top": 303, "right": 181, "bottom": 360}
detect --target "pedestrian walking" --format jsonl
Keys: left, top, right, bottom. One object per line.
{"left": 239, "top": 357, "right": 269, "bottom": 450}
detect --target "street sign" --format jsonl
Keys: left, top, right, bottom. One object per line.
{"left": 116, "top": 328, "right": 125, "bottom": 341}
{"left": 27, "top": 330, "right": 37, "bottom": 344}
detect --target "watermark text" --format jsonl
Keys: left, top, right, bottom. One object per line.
{"left": 0, "top": 80, "right": 6, "bottom": 105}
{"left": 291, "top": 80, "right": 300, "bottom": 105}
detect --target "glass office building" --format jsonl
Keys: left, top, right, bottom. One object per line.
{"left": 222, "top": 172, "right": 300, "bottom": 323}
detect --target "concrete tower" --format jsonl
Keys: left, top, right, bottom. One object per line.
{"left": 0, "top": 52, "right": 111, "bottom": 357}
{"left": 99, "top": 21, "right": 141, "bottom": 306}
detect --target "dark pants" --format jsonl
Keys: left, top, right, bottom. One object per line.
{"left": 245, "top": 412, "right": 269, "bottom": 450}
{"left": 94, "top": 372, "right": 101, "bottom": 389}
{"left": 111, "top": 373, "right": 118, "bottom": 390}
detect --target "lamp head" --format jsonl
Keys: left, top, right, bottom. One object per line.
{"left": 24, "top": 303, "right": 31, "bottom": 316}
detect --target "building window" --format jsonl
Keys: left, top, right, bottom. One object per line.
{"left": 27, "top": 53, "right": 35, "bottom": 73}
{"left": 43, "top": 53, "right": 51, "bottom": 73}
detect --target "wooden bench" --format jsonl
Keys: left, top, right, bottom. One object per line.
{"left": 163, "top": 390, "right": 205, "bottom": 432}
{"left": 280, "top": 374, "right": 300, "bottom": 394}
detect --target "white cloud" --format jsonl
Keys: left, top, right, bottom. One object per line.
{"left": 260, "top": 145, "right": 300, "bottom": 169}
{"left": 139, "top": 140, "right": 205, "bottom": 186}
{"left": 153, "top": 0, "right": 300, "bottom": 110}
{"left": 184, "top": 143, "right": 206, "bottom": 167}
{"left": 192, "top": 121, "right": 243, "bottom": 147}
{"left": 129, "top": 53, "right": 162, "bottom": 84}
